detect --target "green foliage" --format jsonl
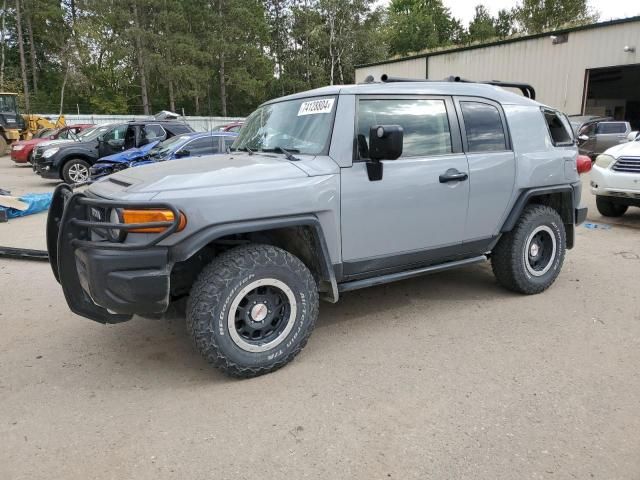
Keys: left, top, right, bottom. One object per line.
{"left": 1, "top": 0, "right": 599, "bottom": 116}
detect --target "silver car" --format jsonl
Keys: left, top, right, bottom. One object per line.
{"left": 48, "top": 78, "right": 589, "bottom": 378}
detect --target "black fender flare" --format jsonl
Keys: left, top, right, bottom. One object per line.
{"left": 169, "top": 215, "right": 339, "bottom": 303}
{"left": 501, "top": 185, "right": 577, "bottom": 249}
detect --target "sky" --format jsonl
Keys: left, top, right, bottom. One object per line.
{"left": 377, "top": 1, "right": 640, "bottom": 27}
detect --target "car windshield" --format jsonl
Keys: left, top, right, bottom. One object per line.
{"left": 148, "top": 135, "right": 194, "bottom": 158}
{"left": 0, "top": 94, "right": 17, "bottom": 113}
{"left": 35, "top": 128, "right": 54, "bottom": 138}
{"left": 73, "top": 125, "right": 112, "bottom": 142}
{"left": 232, "top": 96, "right": 336, "bottom": 155}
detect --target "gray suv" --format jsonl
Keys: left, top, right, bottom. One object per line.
{"left": 47, "top": 77, "right": 588, "bottom": 378}
{"left": 577, "top": 120, "right": 633, "bottom": 159}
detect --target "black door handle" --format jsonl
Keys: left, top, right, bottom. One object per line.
{"left": 439, "top": 169, "right": 468, "bottom": 183}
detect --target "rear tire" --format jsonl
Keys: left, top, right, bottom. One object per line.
{"left": 62, "top": 159, "right": 91, "bottom": 184}
{"left": 596, "top": 196, "right": 627, "bottom": 217}
{"left": 186, "top": 244, "right": 319, "bottom": 378}
{"left": 491, "top": 205, "right": 566, "bottom": 295}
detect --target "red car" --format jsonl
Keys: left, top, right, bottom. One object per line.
{"left": 10, "top": 124, "right": 94, "bottom": 164}
{"left": 218, "top": 122, "right": 243, "bottom": 133}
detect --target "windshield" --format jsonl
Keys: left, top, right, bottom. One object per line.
{"left": 0, "top": 94, "right": 17, "bottom": 113}
{"left": 148, "top": 134, "right": 193, "bottom": 158}
{"left": 232, "top": 96, "right": 336, "bottom": 155}
{"left": 73, "top": 124, "right": 113, "bottom": 142}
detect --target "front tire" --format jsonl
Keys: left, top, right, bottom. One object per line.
{"left": 596, "top": 196, "right": 627, "bottom": 217}
{"left": 491, "top": 205, "right": 566, "bottom": 294}
{"left": 62, "top": 159, "right": 91, "bottom": 184}
{"left": 186, "top": 244, "right": 319, "bottom": 378}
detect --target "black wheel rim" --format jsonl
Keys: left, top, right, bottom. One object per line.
{"left": 524, "top": 225, "right": 556, "bottom": 277}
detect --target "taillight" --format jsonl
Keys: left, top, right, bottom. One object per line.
{"left": 576, "top": 155, "right": 592, "bottom": 174}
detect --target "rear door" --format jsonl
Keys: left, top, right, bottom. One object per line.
{"left": 340, "top": 95, "right": 470, "bottom": 275}
{"left": 454, "top": 98, "right": 515, "bottom": 242}
{"left": 98, "top": 124, "right": 128, "bottom": 157}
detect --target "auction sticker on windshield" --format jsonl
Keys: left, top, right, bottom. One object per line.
{"left": 298, "top": 98, "right": 335, "bottom": 116}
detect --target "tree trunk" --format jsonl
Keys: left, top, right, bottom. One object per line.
{"left": 25, "top": 4, "right": 37, "bottom": 94}
{"left": 194, "top": 94, "right": 199, "bottom": 115}
{"left": 218, "top": 0, "right": 227, "bottom": 116}
{"left": 15, "top": 0, "right": 30, "bottom": 112}
{"left": 0, "top": 0, "right": 6, "bottom": 89}
{"left": 132, "top": 0, "right": 150, "bottom": 115}
{"left": 168, "top": 79, "right": 175, "bottom": 112}
{"left": 59, "top": 63, "right": 68, "bottom": 117}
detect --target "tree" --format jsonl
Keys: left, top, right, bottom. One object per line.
{"left": 515, "top": 0, "right": 597, "bottom": 33}
{"left": 468, "top": 5, "right": 496, "bottom": 43}
{"left": 15, "top": 0, "right": 29, "bottom": 112}
{"left": 386, "top": 0, "right": 461, "bottom": 56}
{"left": 495, "top": 8, "right": 516, "bottom": 38}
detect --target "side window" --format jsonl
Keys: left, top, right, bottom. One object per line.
{"left": 58, "top": 129, "right": 69, "bottom": 139}
{"left": 142, "top": 124, "right": 166, "bottom": 141}
{"left": 597, "top": 122, "right": 626, "bottom": 134}
{"left": 543, "top": 109, "right": 573, "bottom": 145}
{"left": 460, "top": 101, "right": 507, "bottom": 152}
{"left": 357, "top": 98, "right": 452, "bottom": 159}
{"left": 184, "top": 137, "right": 219, "bottom": 156}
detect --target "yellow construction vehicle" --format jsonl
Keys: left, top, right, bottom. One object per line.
{"left": 0, "top": 92, "right": 65, "bottom": 155}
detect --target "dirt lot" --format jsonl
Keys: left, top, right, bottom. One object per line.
{"left": 1, "top": 158, "right": 639, "bottom": 480}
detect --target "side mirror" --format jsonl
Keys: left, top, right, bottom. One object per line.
{"left": 578, "top": 134, "right": 589, "bottom": 142}
{"left": 627, "top": 131, "right": 639, "bottom": 142}
{"left": 49, "top": 135, "right": 55, "bottom": 140}
{"left": 175, "top": 149, "right": 190, "bottom": 158}
{"left": 366, "top": 125, "right": 403, "bottom": 181}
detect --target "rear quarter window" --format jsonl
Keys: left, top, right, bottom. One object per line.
{"left": 543, "top": 109, "right": 573, "bottom": 146}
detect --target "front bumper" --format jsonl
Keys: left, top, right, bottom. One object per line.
{"left": 47, "top": 185, "right": 181, "bottom": 323}
{"left": 590, "top": 164, "right": 640, "bottom": 200}
{"left": 10, "top": 148, "right": 29, "bottom": 163}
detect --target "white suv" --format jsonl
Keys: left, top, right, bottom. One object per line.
{"left": 591, "top": 135, "right": 640, "bottom": 217}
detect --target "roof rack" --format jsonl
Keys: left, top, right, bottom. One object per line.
{"left": 379, "top": 74, "right": 536, "bottom": 100}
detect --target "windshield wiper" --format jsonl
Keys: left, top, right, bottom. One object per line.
{"left": 232, "top": 146, "right": 254, "bottom": 155}
{"left": 262, "top": 147, "right": 301, "bottom": 161}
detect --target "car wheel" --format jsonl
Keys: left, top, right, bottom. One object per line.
{"left": 62, "top": 159, "right": 91, "bottom": 184}
{"left": 187, "top": 244, "right": 319, "bottom": 378}
{"left": 27, "top": 150, "right": 34, "bottom": 164}
{"left": 596, "top": 196, "right": 627, "bottom": 217}
{"left": 0, "top": 136, "right": 8, "bottom": 156}
{"left": 491, "top": 204, "right": 566, "bottom": 295}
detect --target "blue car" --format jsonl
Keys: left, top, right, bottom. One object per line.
{"left": 89, "top": 131, "right": 238, "bottom": 181}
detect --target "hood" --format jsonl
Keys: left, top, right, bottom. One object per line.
{"left": 89, "top": 152, "right": 308, "bottom": 196}
{"left": 605, "top": 140, "right": 640, "bottom": 158}
{"left": 37, "top": 139, "right": 77, "bottom": 149}
{"left": 99, "top": 141, "right": 160, "bottom": 164}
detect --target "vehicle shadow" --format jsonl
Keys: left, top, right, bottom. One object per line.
{"left": 86, "top": 262, "right": 511, "bottom": 385}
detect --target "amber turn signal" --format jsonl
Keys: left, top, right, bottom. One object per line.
{"left": 122, "top": 209, "right": 187, "bottom": 233}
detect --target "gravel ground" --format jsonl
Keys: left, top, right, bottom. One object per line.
{"left": 1, "top": 157, "right": 639, "bottom": 479}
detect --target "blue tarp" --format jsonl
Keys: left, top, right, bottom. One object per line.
{"left": 0, "top": 192, "right": 53, "bottom": 219}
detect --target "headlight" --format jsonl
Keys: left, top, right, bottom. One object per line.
{"left": 12, "top": 144, "right": 24, "bottom": 151}
{"left": 595, "top": 154, "right": 615, "bottom": 168}
{"left": 42, "top": 147, "right": 59, "bottom": 158}
{"left": 107, "top": 208, "right": 126, "bottom": 242}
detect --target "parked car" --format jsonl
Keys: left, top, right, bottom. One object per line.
{"left": 568, "top": 115, "right": 611, "bottom": 135}
{"left": 218, "top": 122, "right": 243, "bottom": 133}
{"left": 576, "top": 119, "right": 633, "bottom": 159}
{"left": 32, "top": 120, "right": 193, "bottom": 184}
{"left": 89, "top": 131, "right": 238, "bottom": 181}
{"left": 590, "top": 136, "right": 640, "bottom": 217}
{"left": 48, "top": 78, "right": 590, "bottom": 378}
{"left": 10, "top": 124, "right": 94, "bottom": 164}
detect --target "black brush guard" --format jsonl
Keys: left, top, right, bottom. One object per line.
{"left": 47, "top": 184, "right": 181, "bottom": 324}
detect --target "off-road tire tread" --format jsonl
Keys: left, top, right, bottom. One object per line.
{"left": 491, "top": 204, "right": 565, "bottom": 295}
{"left": 595, "top": 196, "right": 627, "bottom": 217}
{"left": 186, "top": 244, "right": 319, "bottom": 378}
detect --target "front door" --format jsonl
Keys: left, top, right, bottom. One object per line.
{"left": 98, "top": 124, "right": 128, "bottom": 158}
{"left": 340, "top": 96, "right": 469, "bottom": 276}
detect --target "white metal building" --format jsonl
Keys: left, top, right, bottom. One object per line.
{"left": 355, "top": 17, "right": 640, "bottom": 128}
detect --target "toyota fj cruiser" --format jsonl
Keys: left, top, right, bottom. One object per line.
{"left": 47, "top": 77, "right": 589, "bottom": 378}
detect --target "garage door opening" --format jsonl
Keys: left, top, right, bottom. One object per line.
{"left": 583, "top": 64, "right": 640, "bottom": 130}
